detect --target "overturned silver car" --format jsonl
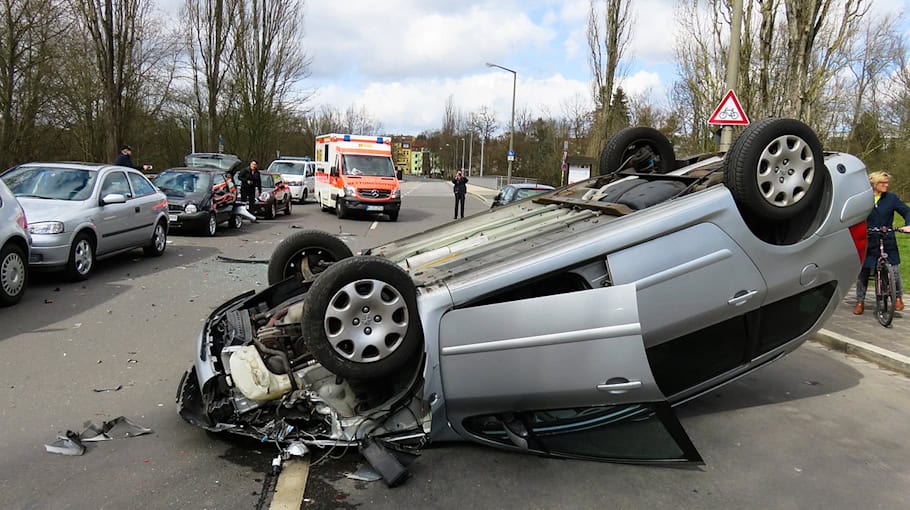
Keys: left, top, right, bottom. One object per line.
{"left": 177, "top": 119, "right": 873, "bottom": 481}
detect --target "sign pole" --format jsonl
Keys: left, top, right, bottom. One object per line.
{"left": 719, "top": 0, "right": 744, "bottom": 152}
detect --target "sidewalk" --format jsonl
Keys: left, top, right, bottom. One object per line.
{"left": 813, "top": 288, "right": 910, "bottom": 376}
{"left": 460, "top": 178, "right": 910, "bottom": 377}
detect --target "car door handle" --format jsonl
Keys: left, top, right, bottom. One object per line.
{"left": 596, "top": 379, "right": 642, "bottom": 394}
{"left": 728, "top": 289, "right": 758, "bottom": 306}
{"left": 134, "top": 206, "right": 140, "bottom": 213}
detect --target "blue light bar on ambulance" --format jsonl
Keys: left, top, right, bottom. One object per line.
{"left": 376, "top": 137, "right": 384, "bottom": 143}
{"left": 343, "top": 135, "right": 351, "bottom": 141}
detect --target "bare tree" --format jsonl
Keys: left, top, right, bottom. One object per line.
{"left": 0, "top": 0, "right": 67, "bottom": 167}
{"left": 70, "top": 0, "right": 152, "bottom": 158}
{"left": 183, "top": 0, "right": 237, "bottom": 151}
{"left": 341, "top": 103, "right": 383, "bottom": 134}
{"left": 846, "top": 14, "right": 901, "bottom": 128}
{"left": 230, "top": 0, "right": 309, "bottom": 158}
{"left": 586, "top": 0, "right": 632, "bottom": 155}
{"left": 560, "top": 93, "right": 592, "bottom": 140}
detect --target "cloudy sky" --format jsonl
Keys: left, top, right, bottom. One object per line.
{"left": 159, "top": 0, "right": 908, "bottom": 135}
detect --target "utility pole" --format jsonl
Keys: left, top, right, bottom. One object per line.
{"left": 719, "top": 0, "right": 744, "bottom": 151}
{"left": 468, "top": 132, "right": 473, "bottom": 176}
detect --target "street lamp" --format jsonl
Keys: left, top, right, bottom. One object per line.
{"left": 461, "top": 137, "right": 465, "bottom": 172}
{"left": 486, "top": 62, "right": 516, "bottom": 184}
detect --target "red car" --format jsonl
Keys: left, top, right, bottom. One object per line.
{"left": 252, "top": 172, "right": 293, "bottom": 219}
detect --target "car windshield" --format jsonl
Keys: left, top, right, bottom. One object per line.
{"left": 185, "top": 155, "right": 238, "bottom": 171}
{"left": 516, "top": 188, "right": 552, "bottom": 200}
{"left": 154, "top": 171, "right": 212, "bottom": 193}
{"left": 1, "top": 166, "right": 97, "bottom": 201}
{"left": 342, "top": 155, "right": 395, "bottom": 177}
{"left": 269, "top": 162, "right": 306, "bottom": 175}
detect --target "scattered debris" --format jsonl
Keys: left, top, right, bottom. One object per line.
{"left": 804, "top": 380, "right": 820, "bottom": 386}
{"left": 80, "top": 416, "right": 153, "bottom": 442}
{"left": 54, "top": 287, "right": 60, "bottom": 292}
{"left": 44, "top": 431, "right": 85, "bottom": 456}
{"left": 127, "top": 359, "right": 138, "bottom": 365}
{"left": 345, "top": 465, "right": 382, "bottom": 482}
{"left": 44, "top": 299, "right": 54, "bottom": 304}
{"left": 73, "top": 323, "right": 82, "bottom": 329}
{"left": 92, "top": 385, "right": 122, "bottom": 393}
{"left": 215, "top": 255, "right": 268, "bottom": 264}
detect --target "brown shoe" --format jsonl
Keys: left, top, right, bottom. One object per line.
{"left": 853, "top": 302, "right": 864, "bottom": 315}
{"left": 896, "top": 296, "right": 904, "bottom": 312}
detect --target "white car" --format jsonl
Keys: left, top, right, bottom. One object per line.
{"left": 266, "top": 159, "right": 315, "bottom": 203}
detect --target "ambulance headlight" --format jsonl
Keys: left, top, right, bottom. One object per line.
{"left": 344, "top": 185, "right": 356, "bottom": 197}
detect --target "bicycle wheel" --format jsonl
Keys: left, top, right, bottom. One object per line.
{"left": 875, "top": 260, "right": 896, "bottom": 327}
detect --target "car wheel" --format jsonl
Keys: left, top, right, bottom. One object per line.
{"left": 65, "top": 232, "right": 95, "bottom": 281}
{"left": 203, "top": 212, "right": 217, "bottom": 237}
{"left": 723, "top": 118, "right": 824, "bottom": 222}
{"left": 335, "top": 200, "right": 346, "bottom": 219}
{"left": 301, "top": 189, "right": 308, "bottom": 203}
{"left": 301, "top": 256, "right": 422, "bottom": 380}
{"left": 267, "top": 229, "right": 354, "bottom": 285}
{"left": 231, "top": 213, "right": 243, "bottom": 229}
{"left": 284, "top": 198, "right": 292, "bottom": 216}
{"left": 599, "top": 126, "right": 676, "bottom": 176}
{"left": 143, "top": 221, "right": 167, "bottom": 257}
{"left": 387, "top": 211, "right": 399, "bottom": 222}
{"left": 0, "top": 243, "right": 27, "bottom": 306}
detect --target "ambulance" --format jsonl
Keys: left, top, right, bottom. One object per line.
{"left": 314, "top": 134, "right": 401, "bottom": 221}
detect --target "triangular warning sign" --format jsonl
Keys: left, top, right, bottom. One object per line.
{"left": 708, "top": 90, "right": 750, "bottom": 126}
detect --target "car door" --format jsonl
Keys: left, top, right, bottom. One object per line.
{"left": 126, "top": 171, "right": 164, "bottom": 247}
{"left": 438, "top": 283, "right": 701, "bottom": 464}
{"left": 96, "top": 170, "right": 135, "bottom": 253}
{"left": 211, "top": 173, "right": 232, "bottom": 222}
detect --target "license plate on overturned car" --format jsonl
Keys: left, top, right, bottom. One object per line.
{"left": 168, "top": 214, "right": 178, "bottom": 222}
{"left": 366, "top": 205, "right": 383, "bottom": 212}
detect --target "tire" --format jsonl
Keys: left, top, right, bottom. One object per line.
{"left": 0, "top": 242, "right": 27, "bottom": 306}
{"left": 301, "top": 189, "right": 308, "bottom": 203}
{"left": 284, "top": 198, "right": 292, "bottom": 216}
{"left": 65, "top": 232, "right": 95, "bottom": 281}
{"left": 230, "top": 213, "right": 243, "bottom": 229}
{"left": 387, "top": 211, "right": 399, "bottom": 222}
{"left": 143, "top": 220, "right": 167, "bottom": 257}
{"left": 266, "top": 202, "right": 276, "bottom": 219}
{"left": 599, "top": 127, "right": 676, "bottom": 176}
{"left": 301, "top": 256, "right": 422, "bottom": 380}
{"left": 202, "top": 212, "right": 217, "bottom": 237}
{"left": 335, "top": 200, "right": 346, "bottom": 219}
{"left": 267, "top": 229, "right": 354, "bottom": 285}
{"left": 875, "top": 260, "right": 896, "bottom": 327}
{"left": 723, "top": 118, "right": 824, "bottom": 222}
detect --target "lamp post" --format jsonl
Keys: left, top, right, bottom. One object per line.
{"left": 461, "top": 137, "right": 465, "bottom": 172}
{"left": 486, "top": 62, "right": 516, "bottom": 184}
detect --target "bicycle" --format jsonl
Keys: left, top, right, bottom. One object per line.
{"left": 867, "top": 227, "right": 907, "bottom": 327}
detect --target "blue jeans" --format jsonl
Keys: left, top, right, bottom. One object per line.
{"left": 856, "top": 264, "right": 903, "bottom": 302}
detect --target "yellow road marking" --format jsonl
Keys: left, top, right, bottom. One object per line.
{"left": 269, "top": 457, "right": 310, "bottom": 510}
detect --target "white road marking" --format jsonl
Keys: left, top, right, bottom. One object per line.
{"left": 269, "top": 457, "right": 310, "bottom": 510}
{"left": 370, "top": 221, "right": 378, "bottom": 230}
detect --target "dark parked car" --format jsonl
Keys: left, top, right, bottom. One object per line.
{"left": 491, "top": 183, "right": 556, "bottom": 208}
{"left": 184, "top": 153, "right": 243, "bottom": 176}
{"left": 154, "top": 168, "right": 244, "bottom": 236}
{"left": 177, "top": 119, "right": 873, "bottom": 482}
{"left": 250, "top": 172, "right": 293, "bottom": 219}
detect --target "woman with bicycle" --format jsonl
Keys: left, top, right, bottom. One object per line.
{"left": 854, "top": 171, "right": 910, "bottom": 316}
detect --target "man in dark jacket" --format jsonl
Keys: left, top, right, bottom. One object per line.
{"left": 452, "top": 170, "right": 468, "bottom": 219}
{"left": 235, "top": 160, "right": 262, "bottom": 206}
{"left": 113, "top": 145, "right": 150, "bottom": 171}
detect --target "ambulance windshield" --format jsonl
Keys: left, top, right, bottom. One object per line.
{"left": 342, "top": 155, "right": 395, "bottom": 177}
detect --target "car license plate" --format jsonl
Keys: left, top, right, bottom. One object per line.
{"left": 366, "top": 205, "right": 383, "bottom": 212}
{"left": 168, "top": 214, "right": 178, "bottom": 222}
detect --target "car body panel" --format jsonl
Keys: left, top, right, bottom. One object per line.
{"left": 154, "top": 168, "right": 239, "bottom": 232}
{"left": 267, "top": 160, "right": 315, "bottom": 202}
{"left": 0, "top": 179, "right": 30, "bottom": 304}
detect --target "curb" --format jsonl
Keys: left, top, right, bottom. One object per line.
{"left": 811, "top": 328, "right": 910, "bottom": 377}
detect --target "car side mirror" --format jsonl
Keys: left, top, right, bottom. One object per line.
{"left": 101, "top": 193, "right": 127, "bottom": 205}
{"left": 330, "top": 166, "right": 339, "bottom": 177}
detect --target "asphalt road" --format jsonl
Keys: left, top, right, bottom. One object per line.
{"left": 1, "top": 179, "right": 909, "bottom": 509}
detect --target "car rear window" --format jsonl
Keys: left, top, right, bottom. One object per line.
{"left": 154, "top": 171, "right": 212, "bottom": 193}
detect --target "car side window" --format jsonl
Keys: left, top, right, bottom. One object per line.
{"left": 100, "top": 171, "right": 132, "bottom": 198}
{"left": 127, "top": 172, "right": 156, "bottom": 197}
{"left": 502, "top": 187, "right": 515, "bottom": 203}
